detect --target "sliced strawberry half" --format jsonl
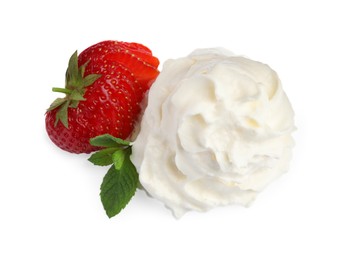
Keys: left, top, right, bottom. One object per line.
{"left": 105, "top": 52, "right": 159, "bottom": 89}
{"left": 114, "top": 41, "right": 160, "bottom": 67}
{"left": 79, "top": 41, "right": 160, "bottom": 90}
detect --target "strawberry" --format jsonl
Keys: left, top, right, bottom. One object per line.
{"left": 79, "top": 41, "right": 159, "bottom": 86}
{"left": 45, "top": 41, "right": 159, "bottom": 154}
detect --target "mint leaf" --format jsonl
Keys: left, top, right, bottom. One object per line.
{"left": 89, "top": 135, "right": 138, "bottom": 218}
{"left": 112, "top": 149, "right": 126, "bottom": 170}
{"left": 88, "top": 147, "right": 118, "bottom": 166}
{"left": 100, "top": 148, "right": 138, "bottom": 218}
{"left": 90, "top": 134, "right": 130, "bottom": 148}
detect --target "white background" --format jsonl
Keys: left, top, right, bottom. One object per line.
{"left": 1, "top": 0, "right": 348, "bottom": 259}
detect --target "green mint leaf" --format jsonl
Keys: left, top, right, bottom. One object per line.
{"left": 100, "top": 148, "right": 138, "bottom": 218}
{"left": 90, "top": 134, "right": 130, "bottom": 148}
{"left": 88, "top": 147, "right": 118, "bottom": 166}
{"left": 112, "top": 149, "right": 126, "bottom": 170}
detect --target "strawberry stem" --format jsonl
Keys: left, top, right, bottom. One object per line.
{"left": 48, "top": 51, "right": 100, "bottom": 129}
{"left": 52, "top": 87, "right": 72, "bottom": 95}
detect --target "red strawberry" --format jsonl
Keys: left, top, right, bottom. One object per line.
{"left": 79, "top": 41, "right": 159, "bottom": 90}
{"left": 45, "top": 41, "right": 159, "bottom": 154}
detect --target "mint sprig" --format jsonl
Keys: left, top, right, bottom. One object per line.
{"left": 88, "top": 134, "right": 138, "bottom": 218}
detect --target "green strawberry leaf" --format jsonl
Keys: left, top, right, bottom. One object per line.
{"left": 66, "top": 51, "right": 79, "bottom": 86}
{"left": 49, "top": 50, "right": 101, "bottom": 129}
{"left": 47, "top": 97, "right": 67, "bottom": 112}
{"left": 83, "top": 74, "right": 101, "bottom": 87}
{"left": 88, "top": 147, "right": 118, "bottom": 166}
{"left": 90, "top": 134, "right": 130, "bottom": 148}
{"left": 54, "top": 100, "right": 69, "bottom": 128}
{"left": 70, "top": 89, "right": 86, "bottom": 101}
{"left": 79, "top": 59, "right": 89, "bottom": 78}
{"left": 100, "top": 148, "right": 138, "bottom": 218}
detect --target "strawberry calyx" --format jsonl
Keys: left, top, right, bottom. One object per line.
{"left": 47, "top": 51, "right": 101, "bottom": 128}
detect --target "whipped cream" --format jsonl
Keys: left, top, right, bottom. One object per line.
{"left": 131, "top": 48, "right": 295, "bottom": 218}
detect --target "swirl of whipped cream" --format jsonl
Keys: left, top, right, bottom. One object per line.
{"left": 131, "top": 48, "right": 295, "bottom": 218}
